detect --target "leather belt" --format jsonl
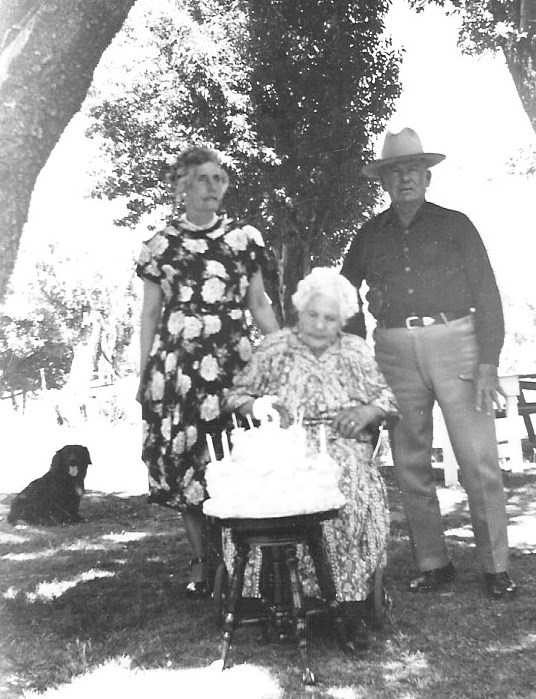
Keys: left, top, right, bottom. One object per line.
{"left": 378, "top": 311, "right": 471, "bottom": 329}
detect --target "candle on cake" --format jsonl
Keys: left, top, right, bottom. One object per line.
{"left": 206, "top": 433, "right": 217, "bottom": 463}
{"left": 221, "top": 430, "right": 231, "bottom": 460}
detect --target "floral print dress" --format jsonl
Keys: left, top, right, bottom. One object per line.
{"left": 136, "top": 215, "right": 269, "bottom": 509}
{"left": 223, "top": 328, "right": 398, "bottom": 602}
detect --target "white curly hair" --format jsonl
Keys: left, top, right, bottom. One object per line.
{"left": 292, "top": 267, "right": 359, "bottom": 323}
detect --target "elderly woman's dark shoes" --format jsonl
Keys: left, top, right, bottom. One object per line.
{"left": 408, "top": 561, "right": 455, "bottom": 592}
{"left": 338, "top": 618, "right": 370, "bottom": 655}
{"left": 484, "top": 571, "right": 517, "bottom": 599}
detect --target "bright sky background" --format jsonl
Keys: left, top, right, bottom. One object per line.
{"left": 385, "top": 1, "right": 535, "bottom": 167}
{"left": 14, "top": 0, "right": 536, "bottom": 370}
{"left": 384, "top": 1, "right": 535, "bottom": 281}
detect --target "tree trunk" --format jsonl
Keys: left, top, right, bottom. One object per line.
{"left": 0, "top": 0, "right": 137, "bottom": 303}
{"left": 505, "top": 51, "right": 536, "bottom": 133}
{"left": 262, "top": 246, "right": 285, "bottom": 328}
{"left": 503, "top": 0, "right": 536, "bottom": 132}
{"left": 56, "top": 310, "right": 101, "bottom": 423}
{"left": 281, "top": 234, "right": 310, "bottom": 327}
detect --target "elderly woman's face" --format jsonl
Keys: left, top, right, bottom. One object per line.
{"left": 297, "top": 293, "right": 343, "bottom": 356}
{"left": 178, "top": 162, "right": 229, "bottom": 217}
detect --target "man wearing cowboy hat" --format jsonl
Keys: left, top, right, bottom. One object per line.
{"left": 341, "top": 127, "right": 516, "bottom": 599}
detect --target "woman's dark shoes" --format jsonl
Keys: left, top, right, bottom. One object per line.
{"left": 185, "top": 580, "right": 213, "bottom": 599}
{"left": 484, "top": 571, "right": 517, "bottom": 599}
{"left": 185, "top": 556, "right": 217, "bottom": 599}
{"left": 409, "top": 561, "right": 455, "bottom": 592}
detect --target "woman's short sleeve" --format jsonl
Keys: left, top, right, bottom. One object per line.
{"left": 243, "top": 224, "right": 269, "bottom": 277}
{"left": 136, "top": 232, "right": 170, "bottom": 285}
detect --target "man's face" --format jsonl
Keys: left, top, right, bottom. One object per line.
{"left": 380, "top": 159, "right": 430, "bottom": 208}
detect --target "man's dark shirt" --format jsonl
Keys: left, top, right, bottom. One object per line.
{"left": 341, "top": 201, "right": 504, "bottom": 365}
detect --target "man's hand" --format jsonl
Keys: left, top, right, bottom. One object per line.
{"left": 475, "top": 363, "right": 505, "bottom": 415}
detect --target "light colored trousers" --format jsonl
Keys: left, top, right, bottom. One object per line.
{"left": 374, "top": 315, "right": 509, "bottom": 574}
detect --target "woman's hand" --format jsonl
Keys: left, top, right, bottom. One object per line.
{"left": 332, "top": 405, "right": 385, "bottom": 440}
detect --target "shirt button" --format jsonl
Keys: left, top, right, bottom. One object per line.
{"left": 408, "top": 288, "right": 415, "bottom": 294}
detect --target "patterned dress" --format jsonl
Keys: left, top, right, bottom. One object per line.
{"left": 223, "top": 328, "right": 398, "bottom": 601}
{"left": 136, "top": 215, "right": 270, "bottom": 509}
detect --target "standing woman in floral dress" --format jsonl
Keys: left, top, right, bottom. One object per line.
{"left": 136, "top": 146, "right": 279, "bottom": 597}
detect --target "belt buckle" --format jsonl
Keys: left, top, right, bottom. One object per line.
{"left": 405, "top": 315, "right": 436, "bottom": 328}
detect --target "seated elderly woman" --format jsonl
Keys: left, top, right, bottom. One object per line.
{"left": 222, "top": 267, "right": 398, "bottom": 650}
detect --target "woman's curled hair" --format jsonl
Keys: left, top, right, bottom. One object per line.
{"left": 170, "top": 146, "right": 228, "bottom": 190}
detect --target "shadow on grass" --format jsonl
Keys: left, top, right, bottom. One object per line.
{"left": 1, "top": 474, "right": 536, "bottom": 698}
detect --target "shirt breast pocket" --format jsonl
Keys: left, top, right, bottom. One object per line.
{"left": 420, "top": 234, "right": 461, "bottom": 267}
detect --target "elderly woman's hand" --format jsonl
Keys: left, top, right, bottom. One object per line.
{"left": 332, "top": 405, "right": 385, "bottom": 440}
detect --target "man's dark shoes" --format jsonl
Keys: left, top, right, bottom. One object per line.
{"left": 409, "top": 561, "right": 455, "bottom": 592}
{"left": 484, "top": 571, "right": 517, "bottom": 599}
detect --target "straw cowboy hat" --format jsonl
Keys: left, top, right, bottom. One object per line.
{"left": 362, "top": 127, "right": 445, "bottom": 179}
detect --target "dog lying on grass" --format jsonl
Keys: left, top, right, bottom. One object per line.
{"left": 8, "top": 445, "right": 91, "bottom": 525}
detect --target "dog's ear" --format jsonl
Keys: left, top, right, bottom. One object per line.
{"left": 82, "top": 447, "right": 92, "bottom": 464}
{"left": 50, "top": 449, "right": 65, "bottom": 474}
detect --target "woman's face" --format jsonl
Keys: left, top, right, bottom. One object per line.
{"left": 297, "top": 293, "right": 343, "bottom": 356}
{"left": 178, "top": 162, "right": 229, "bottom": 218}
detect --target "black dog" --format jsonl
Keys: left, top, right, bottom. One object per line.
{"left": 8, "top": 445, "right": 91, "bottom": 525}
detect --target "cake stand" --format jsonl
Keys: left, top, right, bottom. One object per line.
{"left": 208, "top": 507, "right": 381, "bottom": 686}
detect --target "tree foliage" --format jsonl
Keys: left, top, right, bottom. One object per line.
{"left": 0, "top": 245, "right": 137, "bottom": 400}
{"left": 87, "top": 0, "right": 276, "bottom": 228}
{"left": 244, "top": 0, "right": 400, "bottom": 317}
{"left": 87, "top": 0, "right": 401, "bottom": 320}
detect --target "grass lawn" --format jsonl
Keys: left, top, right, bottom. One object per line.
{"left": 1, "top": 403, "right": 536, "bottom": 698}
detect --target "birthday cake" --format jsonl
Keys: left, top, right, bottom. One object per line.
{"left": 203, "top": 413, "right": 345, "bottom": 519}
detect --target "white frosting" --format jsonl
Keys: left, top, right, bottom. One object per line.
{"left": 203, "top": 419, "right": 345, "bottom": 519}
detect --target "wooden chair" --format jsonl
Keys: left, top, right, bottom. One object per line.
{"left": 437, "top": 373, "right": 535, "bottom": 486}
{"left": 517, "top": 374, "right": 536, "bottom": 447}
{"left": 495, "top": 374, "right": 536, "bottom": 444}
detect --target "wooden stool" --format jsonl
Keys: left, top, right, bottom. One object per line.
{"left": 215, "top": 509, "right": 346, "bottom": 686}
